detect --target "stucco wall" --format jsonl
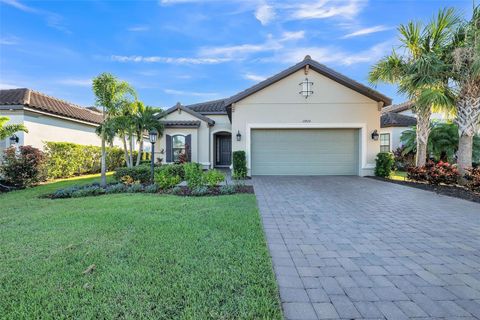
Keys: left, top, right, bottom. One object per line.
{"left": 0, "top": 109, "right": 25, "bottom": 153}
{"left": 231, "top": 69, "right": 382, "bottom": 176}
{"left": 0, "top": 107, "right": 125, "bottom": 152}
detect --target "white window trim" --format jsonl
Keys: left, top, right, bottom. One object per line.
{"left": 245, "top": 123, "right": 370, "bottom": 174}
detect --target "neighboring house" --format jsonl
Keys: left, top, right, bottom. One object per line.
{"left": 380, "top": 101, "right": 453, "bottom": 152}
{"left": 156, "top": 55, "right": 391, "bottom": 176}
{"left": 0, "top": 88, "right": 122, "bottom": 153}
{"left": 380, "top": 112, "right": 417, "bottom": 152}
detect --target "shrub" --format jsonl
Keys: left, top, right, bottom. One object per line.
{"left": 71, "top": 185, "right": 105, "bottom": 198}
{"left": 144, "top": 184, "right": 160, "bottom": 193}
{"left": 232, "top": 151, "right": 247, "bottom": 179}
{"left": 51, "top": 186, "right": 80, "bottom": 198}
{"left": 154, "top": 171, "right": 181, "bottom": 190}
{"left": 465, "top": 168, "right": 480, "bottom": 192}
{"left": 170, "top": 186, "right": 184, "bottom": 195}
{"left": 0, "top": 146, "right": 46, "bottom": 188}
{"left": 184, "top": 162, "right": 204, "bottom": 188}
{"left": 393, "top": 147, "right": 415, "bottom": 171}
{"left": 159, "top": 164, "right": 185, "bottom": 180}
{"left": 219, "top": 185, "right": 236, "bottom": 195}
{"left": 44, "top": 142, "right": 126, "bottom": 179}
{"left": 105, "top": 183, "right": 126, "bottom": 194}
{"left": 407, "top": 161, "right": 460, "bottom": 185}
{"left": 126, "top": 183, "right": 144, "bottom": 193}
{"left": 203, "top": 169, "right": 225, "bottom": 187}
{"left": 114, "top": 166, "right": 151, "bottom": 184}
{"left": 374, "top": 152, "right": 394, "bottom": 178}
{"left": 190, "top": 185, "right": 209, "bottom": 196}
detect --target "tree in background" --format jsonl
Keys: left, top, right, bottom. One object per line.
{"left": 92, "top": 73, "right": 135, "bottom": 186}
{"left": 369, "top": 8, "right": 460, "bottom": 166}
{"left": 449, "top": 5, "right": 480, "bottom": 174}
{"left": 0, "top": 116, "right": 28, "bottom": 140}
{"left": 133, "top": 102, "right": 164, "bottom": 166}
{"left": 400, "top": 122, "right": 480, "bottom": 163}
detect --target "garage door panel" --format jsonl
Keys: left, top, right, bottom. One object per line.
{"left": 251, "top": 129, "right": 359, "bottom": 175}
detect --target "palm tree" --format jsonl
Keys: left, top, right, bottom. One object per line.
{"left": 133, "top": 102, "right": 165, "bottom": 166}
{"left": 449, "top": 5, "right": 480, "bottom": 174}
{"left": 369, "top": 8, "right": 460, "bottom": 167}
{"left": 0, "top": 116, "right": 28, "bottom": 140}
{"left": 92, "top": 73, "right": 135, "bottom": 186}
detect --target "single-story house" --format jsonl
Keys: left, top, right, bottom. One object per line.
{"left": 0, "top": 88, "right": 129, "bottom": 153}
{"left": 156, "top": 55, "right": 391, "bottom": 176}
{"left": 380, "top": 112, "right": 417, "bottom": 152}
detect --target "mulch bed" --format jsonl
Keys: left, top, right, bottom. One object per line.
{"left": 369, "top": 176, "right": 480, "bottom": 204}
{"left": 171, "top": 185, "right": 254, "bottom": 196}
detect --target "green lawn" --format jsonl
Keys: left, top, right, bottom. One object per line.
{"left": 0, "top": 175, "right": 282, "bottom": 319}
{"left": 390, "top": 170, "right": 408, "bottom": 181}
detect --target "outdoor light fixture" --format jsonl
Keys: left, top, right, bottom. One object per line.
{"left": 149, "top": 129, "right": 158, "bottom": 183}
{"left": 371, "top": 130, "right": 379, "bottom": 141}
{"left": 299, "top": 78, "right": 314, "bottom": 98}
{"left": 9, "top": 134, "right": 19, "bottom": 145}
{"left": 236, "top": 130, "right": 242, "bottom": 141}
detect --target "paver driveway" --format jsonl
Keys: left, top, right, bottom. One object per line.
{"left": 254, "top": 176, "right": 480, "bottom": 320}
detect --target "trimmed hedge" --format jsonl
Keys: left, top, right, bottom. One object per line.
{"left": 232, "top": 151, "right": 247, "bottom": 179}
{"left": 44, "top": 142, "right": 128, "bottom": 179}
{"left": 375, "top": 152, "right": 394, "bottom": 178}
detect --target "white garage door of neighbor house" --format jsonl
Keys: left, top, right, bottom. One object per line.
{"left": 251, "top": 129, "right": 359, "bottom": 175}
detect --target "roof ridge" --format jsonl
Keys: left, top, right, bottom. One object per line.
{"left": 29, "top": 90, "right": 88, "bottom": 110}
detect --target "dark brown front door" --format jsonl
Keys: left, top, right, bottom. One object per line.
{"left": 216, "top": 135, "right": 231, "bottom": 166}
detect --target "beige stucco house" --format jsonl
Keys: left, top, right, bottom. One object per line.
{"left": 0, "top": 88, "right": 124, "bottom": 153}
{"left": 156, "top": 56, "right": 391, "bottom": 176}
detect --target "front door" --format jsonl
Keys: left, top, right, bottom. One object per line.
{"left": 216, "top": 135, "right": 231, "bottom": 166}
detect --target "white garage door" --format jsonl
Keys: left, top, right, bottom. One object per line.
{"left": 251, "top": 129, "right": 359, "bottom": 175}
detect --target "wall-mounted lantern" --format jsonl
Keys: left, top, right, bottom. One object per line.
{"left": 371, "top": 130, "right": 379, "bottom": 141}
{"left": 299, "top": 78, "right": 314, "bottom": 98}
{"left": 9, "top": 134, "right": 19, "bottom": 145}
{"left": 236, "top": 130, "right": 242, "bottom": 141}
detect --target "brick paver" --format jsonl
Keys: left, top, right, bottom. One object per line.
{"left": 254, "top": 176, "right": 480, "bottom": 320}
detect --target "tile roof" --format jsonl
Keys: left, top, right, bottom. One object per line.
{"left": 0, "top": 88, "right": 103, "bottom": 125}
{"left": 381, "top": 112, "right": 417, "bottom": 128}
{"left": 185, "top": 99, "right": 227, "bottom": 114}
{"left": 382, "top": 101, "right": 414, "bottom": 114}
{"left": 160, "top": 120, "right": 201, "bottom": 128}
{"left": 162, "top": 102, "right": 215, "bottom": 125}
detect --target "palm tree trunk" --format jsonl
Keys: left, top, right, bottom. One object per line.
{"left": 122, "top": 136, "right": 130, "bottom": 168}
{"left": 128, "top": 135, "right": 134, "bottom": 167}
{"left": 136, "top": 139, "right": 143, "bottom": 166}
{"left": 455, "top": 96, "right": 480, "bottom": 182}
{"left": 415, "top": 108, "right": 431, "bottom": 167}
{"left": 100, "top": 131, "right": 107, "bottom": 187}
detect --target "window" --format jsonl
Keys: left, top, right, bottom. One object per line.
{"left": 380, "top": 133, "right": 390, "bottom": 152}
{"left": 172, "top": 135, "right": 185, "bottom": 162}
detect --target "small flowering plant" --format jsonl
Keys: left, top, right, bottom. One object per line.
{"left": 407, "top": 161, "right": 459, "bottom": 185}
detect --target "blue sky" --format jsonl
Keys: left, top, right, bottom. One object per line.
{"left": 0, "top": 0, "right": 474, "bottom": 108}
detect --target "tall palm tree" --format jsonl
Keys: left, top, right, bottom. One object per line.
{"left": 449, "top": 5, "right": 480, "bottom": 174}
{"left": 92, "top": 73, "right": 136, "bottom": 186}
{"left": 369, "top": 8, "right": 460, "bottom": 167}
{"left": 133, "top": 102, "right": 165, "bottom": 166}
{"left": 0, "top": 116, "right": 28, "bottom": 140}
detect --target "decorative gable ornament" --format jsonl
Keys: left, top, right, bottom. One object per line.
{"left": 299, "top": 78, "right": 313, "bottom": 98}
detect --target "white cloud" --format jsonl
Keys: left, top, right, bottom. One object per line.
{"left": 111, "top": 55, "right": 230, "bottom": 64}
{"left": 164, "top": 89, "right": 219, "bottom": 98}
{"left": 0, "top": 36, "right": 20, "bottom": 45}
{"left": 255, "top": 4, "right": 275, "bottom": 25}
{"left": 58, "top": 79, "right": 92, "bottom": 87}
{"left": 1, "top": 0, "right": 70, "bottom": 33}
{"left": 280, "top": 31, "right": 305, "bottom": 41}
{"left": 128, "top": 26, "right": 150, "bottom": 32}
{"left": 342, "top": 25, "right": 391, "bottom": 38}
{"left": 290, "top": 0, "right": 364, "bottom": 20}
{"left": 274, "top": 41, "right": 393, "bottom": 66}
{"left": 243, "top": 73, "right": 267, "bottom": 82}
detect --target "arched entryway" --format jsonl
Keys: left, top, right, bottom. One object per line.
{"left": 213, "top": 131, "right": 231, "bottom": 167}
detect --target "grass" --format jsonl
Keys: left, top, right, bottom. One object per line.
{"left": 0, "top": 174, "right": 282, "bottom": 319}
{"left": 390, "top": 170, "right": 408, "bottom": 181}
